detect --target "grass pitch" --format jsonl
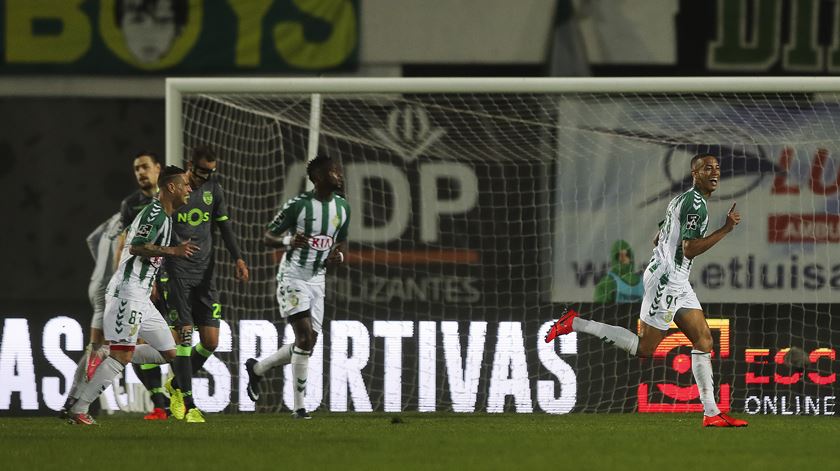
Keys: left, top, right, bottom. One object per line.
{"left": 0, "top": 413, "right": 835, "bottom": 470}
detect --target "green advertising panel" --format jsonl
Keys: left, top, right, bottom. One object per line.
{"left": 1, "top": 0, "right": 358, "bottom": 74}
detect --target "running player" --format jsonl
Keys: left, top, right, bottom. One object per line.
{"left": 245, "top": 154, "right": 349, "bottom": 419}
{"left": 545, "top": 153, "right": 748, "bottom": 427}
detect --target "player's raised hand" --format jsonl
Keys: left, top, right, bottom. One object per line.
{"left": 173, "top": 239, "right": 201, "bottom": 258}
{"left": 724, "top": 202, "right": 741, "bottom": 230}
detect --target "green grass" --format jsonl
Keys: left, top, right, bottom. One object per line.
{"left": 0, "top": 413, "right": 835, "bottom": 470}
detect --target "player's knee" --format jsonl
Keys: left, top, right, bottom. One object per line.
{"left": 296, "top": 331, "right": 317, "bottom": 351}
{"left": 636, "top": 343, "right": 655, "bottom": 358}
{"left": 110, "top": 350, "right": 133, "bottom": 365}
{"left": 162, "top": 349, "right": 177, "bottom": 362}
{"left": 201, "top": 339, "right": 218, "bottom": 351}
{"left": 694, "top": 332, "right": 713, "bottom": 353}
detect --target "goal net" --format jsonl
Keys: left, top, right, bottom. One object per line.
{"left": 167, "top": 78, "right": 839, "bottom": 415}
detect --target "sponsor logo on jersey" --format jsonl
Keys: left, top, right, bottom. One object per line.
{"left": 136, "top": 224, "right": 153, "bottom": 238}
{"left": 308, "top": 235, "right": 334, "bottom": 251}
{"left": 685, "top": 214, "right": 699, "bottom": 231}
{"left": 178, "top": 208, "right": 210, "bottom": 227}
{"left": 203, "top": 191, "right": 213, "bottom": 205}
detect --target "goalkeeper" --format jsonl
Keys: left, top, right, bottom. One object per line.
{"left": 547, "top": 153, "right": 748, "bottom": 428}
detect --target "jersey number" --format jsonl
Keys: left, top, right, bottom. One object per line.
{"left": 129, "top": 310, "right": 143, "bottom": 324}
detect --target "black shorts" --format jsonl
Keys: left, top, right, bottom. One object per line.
{"left": 164, "top": 276, "right": 221, "bottom": 328}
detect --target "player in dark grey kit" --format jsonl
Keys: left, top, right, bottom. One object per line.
{"left": 120, "top": 151, "right": 162, "bottom": 229}
{"left": 156, "top": 145, "right": 250, "bottom": 422}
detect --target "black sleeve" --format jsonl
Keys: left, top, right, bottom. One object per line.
{"left": 217, "top": 219, "right": 243, "bottom": 262}
{"left": 119, "top": 198, "right": 132, "bottom": 229}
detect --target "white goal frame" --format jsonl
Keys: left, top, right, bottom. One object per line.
{"left": 165, "top": 76, "right": 840, "bottom": 166}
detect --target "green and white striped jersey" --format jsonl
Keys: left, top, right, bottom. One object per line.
{"left": 268, "top": 191, "right": 351, "bottom": 283}
{"left": 650, "top": 187, "right": 709, "bottom": 284}
{"left": 107, "top": 199, "right": 172, "bottom": 301}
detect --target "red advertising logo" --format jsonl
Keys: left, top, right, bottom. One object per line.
{"left": 745, "top": 348, "right": 836, "bottom": 385}
{"left": 768, "top": 214, "right": 840, "bottom": 243}
{"left": 637, "top": 319, "right": 731, "bottom": 413}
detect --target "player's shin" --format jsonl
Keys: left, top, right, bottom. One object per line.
{"left": 573, "top": 318, "right": 639, "bottom": 355}
{"left": 191, "top": 343, "right": 214, "bottom": 373}
{"left": 691, "top": 350, "right": 721, "bottom": 416}
{"left": 70, "top": 356, "right": 125, "bottom": 414}
{"left": 65, "top": 344, "right": 92, "bottom": 407}
{"left": 255, "top": 344, "right": 294, "bottom": 375}
{"left": 291, "top": 347, "right": 311, "bottom": 412}
{"left": 174, "top": 344, "right": 196, "bottom": 410}
{"left": 134, "top": 363, "right": 168, "bottom": 410}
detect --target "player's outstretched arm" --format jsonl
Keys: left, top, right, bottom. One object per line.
{"left": 131, "top": 239, "right": 200, "bottom": 259}
{"left": 683, "top": 203, "right": 740, "bottom": 259}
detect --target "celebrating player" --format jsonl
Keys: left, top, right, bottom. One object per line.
{"left": 545, "top": 153, "right": 748, "bottom": 428}
{"left": 245, "top": 154, "right": 350, "bottom": 419}
{"left": 66, "top": 166, "right": 199, "bottom": 425}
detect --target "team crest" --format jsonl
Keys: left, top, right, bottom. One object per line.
{"left": 685, "top": 214, "right": 699, "bottom": 231}
{"left": 203, "top": 191, "right": 213, "bottom": 205}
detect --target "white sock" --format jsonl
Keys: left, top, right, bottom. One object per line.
{"left": 131, "top": 344, "right": 166, "bottom": 365}
{"left": 691, "top": 350, "right": 721, "bottom": 416}
{"left": 67, "top": 344, "right": 92, "bottom": 401}
{"left": 255, "top": 344, "right": 294, "bottom": 376}
{"left": 70, "top": 356, "right": 124, "bottom": 414}
{"left": 291, "top": 347, "right": 310, "bottom": 411}
{"left": 572, "top": 317, "right": 639, "bottom": 355}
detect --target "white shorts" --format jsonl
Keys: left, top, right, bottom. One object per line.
{"left": 639, "top": 267, "right": 702, "bottom": 331}
{"left": 103, "top": 296, "right": 176, "bottom": 351}
{"left": 276, "top": 276, "right": 324, "bottom": 334}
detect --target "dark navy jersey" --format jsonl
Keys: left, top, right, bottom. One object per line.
{"left": 165, "top": 179, "right": 231, "bottom": 279}
{"left": 120, "top": 190, "right": 157, "bottom": 230}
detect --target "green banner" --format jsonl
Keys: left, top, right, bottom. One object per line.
{"left": 1, "top": 0, "right": 358, "bottom": 74}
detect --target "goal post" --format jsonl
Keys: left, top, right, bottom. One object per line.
{"left": 166, "top": 77, "right": 839, "bottom": 416}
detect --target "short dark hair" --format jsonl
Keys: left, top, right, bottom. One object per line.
{"left": 133, "top": 150, "right": 161, "bottom": 165}
{"left": 159, "top": 165, "right": 186, "bottom": 187}
{"left": 191, "top": 145, "right": 216, "bottom": 165}
{"left": 690, "top": 153, "right": 718, "bottom": 169}
{"left": 115, "top": 0, "right": 189, "bottom": 30}
{"left": 306, "top": 154, "right": 334, "bottom": 178}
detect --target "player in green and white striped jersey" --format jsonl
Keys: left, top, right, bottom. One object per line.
{"left": 245, "top": 155, "right": 350, "bottom": 419}
{"left": 67, "top": 167, "right": 200, "bottom": 425}
{"left": 546, "top": 154, "right": 748, "bottom": 427}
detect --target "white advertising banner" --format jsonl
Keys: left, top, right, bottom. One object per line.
{"left": 551, "top": 98, "right": 840, "bottom": 303}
